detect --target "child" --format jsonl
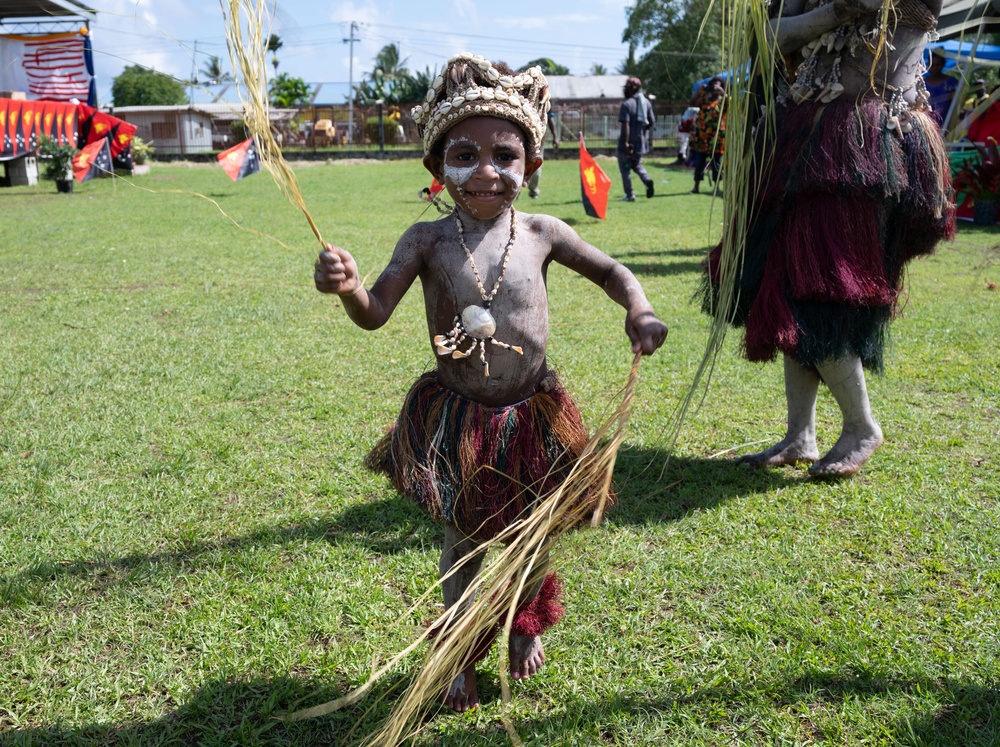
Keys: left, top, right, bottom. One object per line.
{"left": 314, "top": 53, "right": 668, "bottom": 712}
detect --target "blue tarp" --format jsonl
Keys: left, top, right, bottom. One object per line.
{"left": 927, "top": 39, "right": 1000, "bottom": 68}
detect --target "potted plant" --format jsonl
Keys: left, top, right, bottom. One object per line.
{"left": 131, "top": 136, "right": 154, "bottom": 175}
{"left": 38, "top": 134, "right": 76, "bottom": 193}
{"left": 952, "top": 136, "right": 1000, "bottom": 225}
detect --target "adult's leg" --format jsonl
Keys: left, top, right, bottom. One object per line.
{"left": 630, "top": 154, "right": 655, "bottom": 198}
{"left": 527, "top": 167, "right": 541, "bottom": 199}
{"left": 710, "top": 154, "right": 721, "bottom": 185}
{"left": 738, "top": 353, "right": 821, "bottom": 468}
{"left": 809, "top": 355, "right": 883, "bottom": 477}
{"left": 617, "top": 151, "right": 635, "bottom": 198}
{"left": 440, "top": 525, "right": 487, "bottom": 712}
{"left": 692, "top": 151, "right": 707, "bottom": 192}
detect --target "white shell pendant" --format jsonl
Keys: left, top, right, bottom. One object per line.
{"left": 461, "top": 305, "right": 496, "bottom": 338}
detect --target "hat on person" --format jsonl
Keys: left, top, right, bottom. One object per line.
{"left": 411, "top": 53, "right": 551, "bottom": 159}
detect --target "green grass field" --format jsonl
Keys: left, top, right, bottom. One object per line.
{"left": 1, "top": 156, "right": 998, "bottom": 746}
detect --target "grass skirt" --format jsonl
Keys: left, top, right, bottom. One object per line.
{"left": 703, "top": 99, "right": 955, "bottom": 371}
{"left": 364, "top": 371, "right": 610, "bottom": 542}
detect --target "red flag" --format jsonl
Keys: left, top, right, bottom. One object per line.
{"left": 579, "top": 134, "right": 612, "bottom": 219}
{"left": 72, "top": 137, "right": 111, "bottom": 182}
{"left": 217, "top": 137, "right": 260, "bottom": 181}
{"left": 76, "top": 103, "right": 134, "bottom": 158}
{"left": 420, "top": 176, "right": 445, "bottom": 201}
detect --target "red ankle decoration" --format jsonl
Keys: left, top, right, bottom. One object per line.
{"left": 426, "top": 573, "right": 565, "bottom": 664}
{"left": 510, "top": 573, "right": 564, "bottom": 638}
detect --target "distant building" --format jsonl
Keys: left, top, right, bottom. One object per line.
{"left": 546, "top": 75, "right": 630, "bottom": 102}
{"left": 111, "top": 103, "right": 298, "bottom": 153}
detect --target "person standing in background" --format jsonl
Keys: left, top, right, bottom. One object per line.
{"left": 617, "top": 76, "right": 656, "bottom": 201}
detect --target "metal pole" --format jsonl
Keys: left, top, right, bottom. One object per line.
{"left": 343, "top": 21, "right": 358, "bottom": 145}
{"left": 190, "top": 40, "right": 197, "bottom": 104}
{"left": 377, "top": 99, "right": 384, "bottom": 156}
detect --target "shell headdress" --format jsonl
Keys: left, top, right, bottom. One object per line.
{"left": 412, "top": 53, "right": 551, "bottom": 160}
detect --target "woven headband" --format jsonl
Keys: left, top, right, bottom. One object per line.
{"left": 412, "top": 53, "right": 551, "bottom": 159}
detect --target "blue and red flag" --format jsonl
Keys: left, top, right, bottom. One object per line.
{"left": 218, "top": 137, "right": 260, "bottom": 181}
{"left": 579, "top": 134, "right": 612, "bottom": 220}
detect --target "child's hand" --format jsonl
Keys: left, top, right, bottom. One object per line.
{"left": 626, "top": 310, "right": 668, "bottom": 355}
{"left": 314, "top": 244, "right": 362, "bottom": 295}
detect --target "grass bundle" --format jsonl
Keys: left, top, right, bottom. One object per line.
{"left": 220, "top": 0, "right": 325, "bottom": 248}
{"left": 284, "top": 352, "right": 643, "bottom": 745}
{"left": 666, "top": 0, "right": 781, "bottom": 450}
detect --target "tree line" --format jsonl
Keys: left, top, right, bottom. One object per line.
{"left": 110, "top": 3, "right": 722, "bottom": 108}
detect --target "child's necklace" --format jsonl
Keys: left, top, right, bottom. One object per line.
{"left": 432, "top": 207, "right": 524, "bottom": 377}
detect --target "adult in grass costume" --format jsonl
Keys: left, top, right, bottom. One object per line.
{"left": 314, "top": 53, "right": 668, "bottom": 712}
{"left": 704, "top": 0, "right": 954, "bottom": 477}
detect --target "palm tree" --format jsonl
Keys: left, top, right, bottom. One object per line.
{"left": 521, "top": 58, "right": 570, "bottom": 75}
{"left": 199, "top": 55, "right": 231, "bottom": 85}
{"left": 590, "top": 63, "right": 608, "bottom": 75}
{"left": 372, "top": 43, "right": 409, "bottom": 84}
{"left": 266, "top": 34, "right": 283, "bottom": 75}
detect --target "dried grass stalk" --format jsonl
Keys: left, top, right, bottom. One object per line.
{"left": 284, "top": 352, "right": 643, "bottom": 746}
{"left": 659, "top": 0, "right": 781, "bottom": 455}
{"left": 220, "top": 0, "right": 325, "bottom": 247}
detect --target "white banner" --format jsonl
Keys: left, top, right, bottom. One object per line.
{"left": 0, "top": 32, "right": 93, "bottom": 102}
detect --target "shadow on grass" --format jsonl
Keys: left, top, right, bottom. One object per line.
{"left": 621, "top": 259, "right": 703, "bottom": 277}
{"left": 4, "top": 668, "right": 995, "bottom": 746}
{"left": 1, "top": 446, "right": 800, "bottom": 606}
{"left": 511, "top": 672, "right": 1000, "bottom": 747}
{"left": 608, "top": 445, "right": 803, "bottom": 526}
{"left": 0, "top": 673, "right": 417, "bottom": 747}
{"left": 0, "top": 493, "right": 438, "bottom": 609}
{"left": 616, "top": 244, "right": 710, "bottom": 259}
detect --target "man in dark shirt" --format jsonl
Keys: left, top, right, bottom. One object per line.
{"left": 617, "top": 76, "right": 655, "bottom": 201}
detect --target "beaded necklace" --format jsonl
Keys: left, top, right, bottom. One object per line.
{"left": 432, "top": 207, "right": 524, "bottom": 376}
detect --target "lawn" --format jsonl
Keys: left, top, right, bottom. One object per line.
{"left": 1, "top": 156, "right": 997, "bottom": 746}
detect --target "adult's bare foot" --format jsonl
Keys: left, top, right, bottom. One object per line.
{"left": 737, "top": 435, "right": 819, "bottom": 469}
{"left": 442, "top": 665, "right": 479, "bottom": 712}
{"left": 510, "top": 633, "right": 545, "bottom": 680}
{"left": 808, "top": 423, "right": 883, "bottom": 478}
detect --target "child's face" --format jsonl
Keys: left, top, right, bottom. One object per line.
{"left": 425, "top": 116, "right": 540, "bottom": 221}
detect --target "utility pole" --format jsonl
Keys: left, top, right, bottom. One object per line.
{"left": 189, "top": 40, "right": 198, "bottom": 104}
{"left": 342, "top": 21, "right": 358, "bottom": 145}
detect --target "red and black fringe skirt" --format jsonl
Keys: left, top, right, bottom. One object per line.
{"left": 364, "top": 371, "right": 610, "bottom": 542}
{"left": 703, "top": 98, "right": 955, "bottom": 371}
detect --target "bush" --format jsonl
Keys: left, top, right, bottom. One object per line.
{"left": 363, "top": 115, "right": 401, "bottom": 146}
{"left": 37, "top": 135, "right": 76, "bottom": 182}
{"left": 131, "top": 135, "right": 154, "bottom": 165}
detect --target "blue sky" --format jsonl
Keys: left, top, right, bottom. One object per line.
{"left": 86, "top": 0, "right": 636, "bottom": 106}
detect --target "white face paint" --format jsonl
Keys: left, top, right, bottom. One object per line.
{"left": 443, "top": 136, "right": 479, "bottom": 189}
{"left": 444, "top": 162, "right": 478, "bottom": 187}
{"left": 436, "top": 117, "right": 529, "bottom": 220}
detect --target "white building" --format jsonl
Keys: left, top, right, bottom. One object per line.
{"left": 110, "top": 105, "right": 216, "bottom": 155}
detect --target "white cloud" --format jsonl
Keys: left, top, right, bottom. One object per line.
{"left": 328, "top": 1, "right": 381, "bottom": 26}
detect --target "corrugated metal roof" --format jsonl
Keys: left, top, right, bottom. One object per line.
{"left": 111, "top": 104, "right": 298, "bottom": 121}
{"left": 546, "top": 75, "right": 629, "bottom": 101}
{"left": 0, "top": 0, "right": 94, "bottom": 21}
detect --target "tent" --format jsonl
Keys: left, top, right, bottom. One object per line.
{"left": 938, "top": 0, "right": 1000, "bottom": 39}
{"left": 0, "top": 0, "right": 96, "bottom": 106}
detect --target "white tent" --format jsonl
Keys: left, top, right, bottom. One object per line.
{"left": 938, "top": 0, "right": 1000, "bottom": 39}
{"left": 935, "top": 1, "right": 1000, "bottom": 139}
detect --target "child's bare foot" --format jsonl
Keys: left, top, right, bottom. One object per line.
{"left": 808, "top": 423, "right": 883, "bottom": 478}
{"left": 509, "top": 633, "right": 545, "bottom": 680}
{"left": 737, "top": 435, "right": 819, "bottom": 469}
{"left": 442, "top": 665, "right": 479, "bottom": 712}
